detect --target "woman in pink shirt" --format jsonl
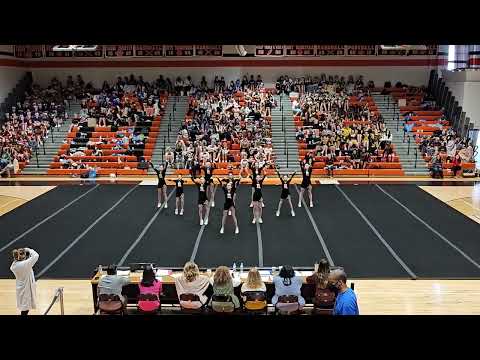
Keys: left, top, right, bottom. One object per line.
{"left": 137, "top": 267, "right": 162, "bottom": 313}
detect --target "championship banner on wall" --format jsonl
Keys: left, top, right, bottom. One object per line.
{"left": 73, "top": 45, "right": 104, "bottom": 58}
{"left": 134, "top": 45, "right": 164, "bottom": 57}
{"left": 194, "top": 45, "right": 222, "bottom": 56}
{"left": 345, "top": 45, "right": 376, "bottom": 56}
{"left": 165, "top": 45, "right": 194, "bottom": 56}
{"left": 45, "top": 45, "right": 73, "bottom": 57}
{"left": 255, "top": 45, "right": 285, "bottom": 56}
{"left": 14, "top": 45, "right": 44, "bottom": 58}
{"left": 104, "top": 45, "right": 134, "bottom": 57}
{"left": 409, "top": 45, "right": 438, "bottom": 56}
{"left": 285, "top": 45, "right": 316, "bottom": 56}
{"left": 316, "top": 45, "right": 345, "bottom": 56}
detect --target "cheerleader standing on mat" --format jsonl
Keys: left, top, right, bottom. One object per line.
{"left": 275, "top": 167, "right": 296, "bottom": 217}
{"left": 222, "top": 172, "right": 241, "bottom": 216}
{"left": 191, "top": 173, "right": 211, "bottom": 226}
{"left": 249, "top": 163, "right": 265, "bottom": 208}
{"left": 174, "top": 174, "right": 185, "bottom": 216}
{"left": 217, "top": 179, "right": 239, "bottom": 234}
{"left": 149, "top": 161, "right": 168, "bottom": 208}
{"left": 298, "top": 159, "right": 314, "bottom": 208}
{"left": 203, "top": 161, "right": 216, "bottom": 208}
{"left": 250, "top": 172, "right": 265, "bottom": 224}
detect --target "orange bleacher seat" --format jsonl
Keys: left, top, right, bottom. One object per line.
{"left": 333, "top": 169, "right": 369, "bottom": 176}
{"left": 312, "top": 169, "right": 327, "bottom": 176}
{"left": 368, "top": 169, "right": 405, "bottom": 176}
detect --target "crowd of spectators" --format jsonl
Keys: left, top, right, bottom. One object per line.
{"left": 292, "top": 75, "right": 396, "bottom": 171}
{"left": 170, "top": 76, "right": 276, "bottom": 173}
{"left": 97, "top": 260, "right": 359, "bottom": 315}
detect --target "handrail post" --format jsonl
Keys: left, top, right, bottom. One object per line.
{"left": 397, "top": 116, "right": 399, "bottom": 131}
{"left": 43, "top": 141, "right": 46, "bottom": 155}
{"left": 414, "top": 149, "right": 418, "bottom": 168}
{"left": 35, "top": 148, "right": 39, "bottom": 168}
{"left": 59, "top": 288, "right": 64, "bottom": 315}
{"left": 387, "top": 95, "right": 389, "bottom": 111}
{"left": 407, "top": 135, "right": 411, "bottom": 155}
{"left": 286, "top": 145, "right": 289, "bottom": 168}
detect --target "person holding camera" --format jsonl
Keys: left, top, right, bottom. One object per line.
{"left": 10, "top": 248, "right": 39, "bottom": 316}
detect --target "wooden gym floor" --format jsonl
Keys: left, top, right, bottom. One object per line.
{"left": 0, "top": 180, "right": 479, "bottom": 315}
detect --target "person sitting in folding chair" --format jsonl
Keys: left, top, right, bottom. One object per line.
{"left": 272, "top": 265, "right": 305, "bottom": 314}
{"left": 97, "top": 265, "right": 130, "bottom": 314}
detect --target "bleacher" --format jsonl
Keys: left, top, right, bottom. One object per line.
{"left": 47, "top": 95, "right": 166, "bottom": 176}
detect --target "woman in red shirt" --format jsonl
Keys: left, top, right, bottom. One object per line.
{"left": 451, "top": 154, "right": 462, "bottom": 178}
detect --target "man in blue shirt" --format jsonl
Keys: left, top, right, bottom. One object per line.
{"left": 330, "top": 269, "right": 359, "bottom": 315}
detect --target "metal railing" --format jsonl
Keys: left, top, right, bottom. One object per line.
{"left": 407, "top": 135, "right": 411, "bottom": 155}
{"left": 414, "top": 148, "right": 418, "bottom": 168}
{"left": 43, "top": 287, "right": 65, "bottom": 315}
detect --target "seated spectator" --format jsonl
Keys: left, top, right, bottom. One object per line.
{"left": 137, "top": 266, "right": 162, "bottom": 313}
{"left": 450, "top": 153, "right": 462, "bottom": 177}
{"left": 240, "top": 267, "right": 266, "bottom": 303}
{"left": 209, "top": 266, "right": 241, "bottom": 310}
{"left": 272, "top": 265, "right": 305, "bottom": 310}
{"left": 173, "top": 261, "right": 210, "bottom": 309}
{"left": 306, "top": 259, "right": 336, "bottom": 310}
{"left": 97, "top": 265, "right": 130, "bottom": 309}
{"left": 329, "top": 269, "right": 359, "bottom": 315}
{"left": 430, "top": 154, "right": 444, "bottom": 179}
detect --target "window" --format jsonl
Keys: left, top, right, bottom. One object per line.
{"left": 447, "top": 45, "right": 456, "bottom": 71}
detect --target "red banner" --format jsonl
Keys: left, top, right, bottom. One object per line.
{"left": 285, "top": 45, "right": 316, "bottom": 56}
{"left": 346, "top": 45, "right": 376, "bottom": 56}
{"left": 255, "top": 45, "right": 284, "bottom": 56}
{"left": 134, "top": 45, "right": 164, "bottom": 57}
{"left": 316, "top": 45, "right": 345, "bottom": 56}
{"left": 165, "top": 45, "right": 194, "bottom": 56}
{"left": 14, "top": 45, "right": 44, "bottom": 58}
{"left": 194, "top": 45, "right": 222, "bottom": 56}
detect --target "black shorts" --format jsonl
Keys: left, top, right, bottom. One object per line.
{"left": 158, "top": 180, "right": 166, "bottom": 188}
{"left": 224, "top": 200, "right": 234, "bottom": 210}
{"left": 301, "top": 180, "right": 311, "bottom": 189}
{"left": 253, "top": 190, "right": 263, "bottom": 202}
{"left": 281, "top": 189, "right": 290, "bottom": 199}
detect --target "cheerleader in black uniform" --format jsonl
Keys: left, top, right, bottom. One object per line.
{"left": 174, "top": 174, "right": 185, "bottom": 215}
{"left": 249, "top": 163, "right": 265, "bottom": 208}
{"left": 149, "top": 161, "right": 168, "bottom": 208}
{"left": 203, "top": 161, "right": 216, "bottom": 208}
{"left": 298, "top": 159, "right": 314, "bottom": 208}
{"left": 222, "top": 172, "right": 241, "bottom": 216}
{"left": 191, "top": 173, "right": 211, "bottom": 226}
{"left": 275, "top": 167, "right": 296, "bottom": 217}
{"left": 250, "top": 172, "right": 265, "bottom": 224}
{"left": 217, "top": 179, "right": 239, "bottom": 234}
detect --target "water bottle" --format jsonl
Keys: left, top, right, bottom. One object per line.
{"left": 232, "top": 262, "right": 237, "bottom": 274}
{"left": 98, "top": 264, "right": 103, "bottom": 276}
{"left": 240, "top": 262, "right": 244, "bottom": 275}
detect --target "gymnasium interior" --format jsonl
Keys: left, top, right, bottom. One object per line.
{"left": 1, "top": 44, "right": 479, "bottom": 316}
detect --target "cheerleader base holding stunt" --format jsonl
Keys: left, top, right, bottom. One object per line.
{"left": 217, "top": 179, "right": 239, "bottom": 234}
{"left": 191, "top": 173, "right": 211, "bottom": 226}
{"left": 275, "top": 167, "right": 296, "bottom": 217}
{"left": 174, "top": 174, "right": 185, "bottom": 215}
{"left": 149, "top": 161, "right": 168, "bottom": 208}
{"left": 250, "top": 173, "right": 265, "bottom": 224}
{"left": 298, "top": 160, "right": 314, "bottom": 208}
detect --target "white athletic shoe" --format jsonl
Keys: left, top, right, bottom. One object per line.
{"left": 200, "top": 219, "right": 204, "bottom": 226}
{"left": 175, "top": 209, "right": 178, "bottom": 215}
{"left": 220, "top": 227, "right": 224, "bottom": 234}
{"left": 276, "top": 210, "right": 280, "bottom": 217}
{"left": 180, "top": 209, "right": 184, "bottom": 216}
{"left": 298, "top": 202, "right": 302, "bottom": 208}
{"left": 211, "top": 202, "right": 215, "bottom": 208}
{"left": 310, "top": 202, "right": 313, "bottom": 208}
{"left": 204, "top": 218, "right": 209, "bottom": 226}
{"left": 235, "top": 227, "right": 239, "bottom": 234}
{"left": 252, "top": 218, "right": 256, "bottom": 224}
{"left": 259, "top": 218, "right": 263, "bottom": 224}
{"left": 249, "top": 203, "right": 254, "bottom": 208}
{"left": 291, "top": 210, "right": 296, "bottom": 217}
{"left": 157, "top": 203, "right": 161, "bottom": 208}
{"left": 164, "top": 203, "right": 168, "bottom": 209}
{"left": 228, "top": 210, "right": 232, "bottom": 216}
{"left": 262, "top": 202, "right": 265, "bottom": 208}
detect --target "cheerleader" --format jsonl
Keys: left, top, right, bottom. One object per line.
{"left": 217, "top": 179, "right": 239, "bottom": 234}
{"left": 202, "top": 161, "right": 216, "bottom": 208}
{"left": 174, "top": 174, "right": 184, "bottom": 215}
{"left": 222, "top": 172, "right": 241, "bottom": 216}
{"left": 190, "top": 173, "right": 211, "bottom": 226}
{"left": 275, "top": 167, "right": 296, "bottom": 217}
{"left": 298, "top": 159, "right": 314, "bottom": 208}
{"left": 149, "top": 161, "right": 168, "bottom": 208}
{"left": 250, "top": 171, "right": 265, "bottom": 224}
{"left": 249, "top": 162, "right": 265, "bottom": 208}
